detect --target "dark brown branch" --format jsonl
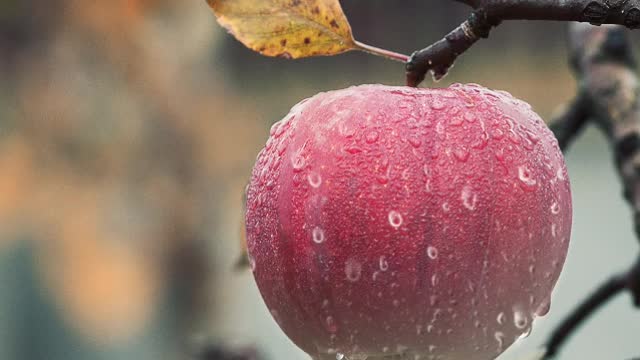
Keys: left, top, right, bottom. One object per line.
{"left": 542, "top": 23, "right": 640, "bottom": 358}
{"left": 406, "top": 10, "right": 497, "bottom": 86}
{"left": 548, "top": 94, "right": 589, "bottom": 151}
{"left": 406, "top": 0, "right": 640, "bottom": 86}
{"left": 544, "top": 272, "right": 627, "bottom": 358}
{"left": 544, "top": 256, "right": 640, "bottom": 359}
{"left": 195, "top": 343, "right": 263, "bottom": 360}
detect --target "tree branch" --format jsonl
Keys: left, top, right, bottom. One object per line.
{"left": 406, "top": 0, "right": 640, "bottom": 86}
{"left": 542, "top": 23, "right": 640, "bottom": 358}
{"left": 406, "top": 10, "right": 498, "bottom": 86}
{"left": 548, "top": 94, "right": 589, "bottom": 152}
{"left": 543, "top": 271, "right": 627, "bottom": 358}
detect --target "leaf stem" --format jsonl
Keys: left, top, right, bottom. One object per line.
{"left": 354, "top": 41, "right": 410, "bottom": 63}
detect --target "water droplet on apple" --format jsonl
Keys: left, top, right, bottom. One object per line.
{"left": 326, "top": 316, "right": 338, "bottom": 333}
{"left": 491, "top": 128, "right": 505, "bottom": 140}
{"left": 461, "top": 186, "right": 478, "bottom": 210}
{"left": 513, "top": 310, "right": 528, "bottom": 329}
{"left": 379, "top": 256, "right": 389, "bottom": 271}
{"left": 291, "top": 152, "right": 306, "bottom": 171}
{"left": 518, "top": 165, "right": 537, "bottom": 188}
{"left": 248, "top": 253, "right": 256, "bottom": 271}
{"left": 453, "top": 147, "right": 470, "bottom": 162}
{"left": 427, "top": 246, "right": 438, "bottom": 259}
{"left": 449, "top": 116, "right": 463, "bottom": 126}
{"left": 388, "top": 211, "right": 403, "bottom": 229}
{"left": 312, "top": 227, "right": 326, "bottom": 244}
{"left": 402, "top": 168, "right": 411, "bottom": 180}
{"left": 308, "top": 172, "right": 322, "bottom": 188}
{"left": 366, "top": 131, "right": 379, "bottom": 144}
{"left": 536, "top": 298, "right": 551, "bottom": 316}
{"left": 494, "top": 331, "right": 505, "bottom": 351}
{"left": 551, "top": 202, "right": 560, "bottom": 214}
{"left": 430, "top": 99, "right": 446, "bottom": 110}
{"left": 518, "top": 325, "right": 532, "bottom": 339}
{"left": 496, "top": 312, "right": 506, "bottom": 325}
{"left": 464, "top": 112, "right": 476, "bottom": 122}
{"left": 409, "top": 137, "right": 422, "bottom": 148}
{"left": 425, "top": 180, "right": 432, "bottom": 192}
{"left": 345, "top": 259, "right": 362, "bottom": 282}
{"left": 423, "top": 164, "right": 431, "bottom": 177}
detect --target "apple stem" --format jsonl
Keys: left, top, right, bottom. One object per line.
{"left": 354, "top": 41, "right": 410, "bottom": 63}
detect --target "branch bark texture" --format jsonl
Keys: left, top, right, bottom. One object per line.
{"left": 543, "top": 23, "right": 640, "bottom": 358}
{"left": 407, "top": 0, "right": 640, "bottom": 86}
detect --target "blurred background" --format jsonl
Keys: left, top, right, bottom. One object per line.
{"left": 0, "top": 0, "right": 639, "bottom": 359}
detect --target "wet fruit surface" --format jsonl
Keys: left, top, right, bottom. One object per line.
{"left": 245, "top": 84, "right": 572, "bottom": 360}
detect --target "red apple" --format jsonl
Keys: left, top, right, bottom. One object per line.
{"left": 245, "top": 84, "right": 571, "bottom": 360}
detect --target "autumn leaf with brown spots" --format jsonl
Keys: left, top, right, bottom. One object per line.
{"left": 206, "top": 0, "right": 408, "bottom": 61}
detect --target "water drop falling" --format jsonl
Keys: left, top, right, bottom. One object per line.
{"left": 388, "top": 211, "right": 403, "bottom": 229}
{"left": 312, "top": 227, "right": 326, "bottom": 244}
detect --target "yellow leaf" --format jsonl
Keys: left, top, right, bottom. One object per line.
{"left": 207, "top": 0, "right": 357, "bottom": 58}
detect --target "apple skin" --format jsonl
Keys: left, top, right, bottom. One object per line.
{"left": 245, "top": 84, "right": 572, "bottom": 360}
